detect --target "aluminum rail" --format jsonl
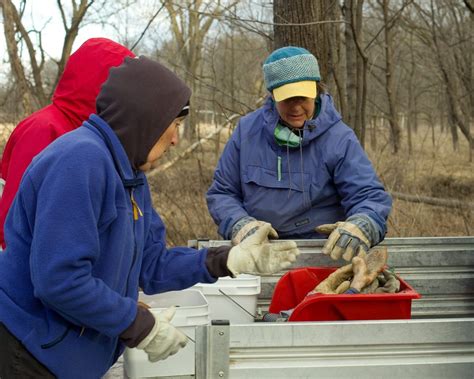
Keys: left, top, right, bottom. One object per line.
{"left": 190, "top": 237, "right": 474, "bottom": 318}
{"left": 195, "top": 318, "right": 474, "bottom": 379}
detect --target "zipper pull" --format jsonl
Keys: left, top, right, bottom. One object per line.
{"left": 277, "top": 156, "right": 282, "bottom": 181}
{"left": 130, "top": 191, "right": 143, "bottom": 221}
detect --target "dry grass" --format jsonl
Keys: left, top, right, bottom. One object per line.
{"left": 367, "top": 123, "right": 473, "bottom": 238}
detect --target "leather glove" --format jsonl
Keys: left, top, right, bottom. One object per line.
{"left": 308, "top": 264, "right": 353, "bottom": 295}
{"left": 315, "top": 214, "right": 380, "bottom": 262}
{"left": 375, "top": 270, "right": 400, "bottom": 293}
{"left": 231, "top": 216, "right": 278, "bottom": 245}
{"left": 227, "top": 223, "right": 299, "bottom": 276}
{"left": 137, "top": 306, "right": 187, "bottom": 362}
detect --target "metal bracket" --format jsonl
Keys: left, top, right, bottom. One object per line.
{"left": 195, "top": 320, "right": 230, "bottom": 379}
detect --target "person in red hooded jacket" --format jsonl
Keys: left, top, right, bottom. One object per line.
{"left": 0, "top": 38, "right": 135, "bottom": 248}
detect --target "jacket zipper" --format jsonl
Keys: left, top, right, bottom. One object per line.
{"left": 125, "top": 188, "right": 141, "bottom": 295}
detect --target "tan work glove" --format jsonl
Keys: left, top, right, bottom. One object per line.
{"left": 231, "top": 217, "right": 278, "bottom": 245}
{"left": 308, "top": 264, "right": 353, "bottom": 295}
{"left": 227, "top": 223, "right": 299, "bottom": 276}
{"left": 375, "top": 270, "right": 400, "bottom": 293}
{"left": 316, "top": 214, "right": 380, "bottom": 262}
{"left": 137, "top": 306, "right": 187, "bottom": 362}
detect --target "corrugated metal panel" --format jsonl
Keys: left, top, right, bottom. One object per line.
{"left": 196, "top": 318, "right": 474, "bottom": 378}
{"left": 194, "top": 237, "right": 474, "bottom": 318}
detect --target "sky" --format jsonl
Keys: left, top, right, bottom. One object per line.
{"left": 0, "top": 0, "right": 168, "bottom": 81}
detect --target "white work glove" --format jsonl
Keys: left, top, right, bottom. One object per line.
{"left": 136, "top": 306, "right": 187, "bottom": 362}
{"left": 316, "top": 214, "right": 381, "bottom": 262}
{"left": 231, "top": 217, "right": 278, "bottom": 245}
{"left": 227, "top": 223, "right": 299, "bottom": 276}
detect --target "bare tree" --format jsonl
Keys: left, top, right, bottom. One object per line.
{"left": 1, "top": 0, "right": 100, "bottom": 116}
{"left": 164, "top": 0, "right": 238, "bottom": 140}
{"left": 273, "top": 0, "right": 338, "bottom": 84}
{"left": 343, "top": 0, "right": 367, "bottom": 144}
{"left": 413, "top": 0, "right": 473, "bottom": 161}
{"left": 381, "top": 0, "right": 401, "bottom": 153}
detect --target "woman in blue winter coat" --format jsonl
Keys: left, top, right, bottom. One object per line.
{"left": 0, "top": 56, "right": 299, "bottom": 379}
{"left": 207, "top": 46, "right": 392, "bottom": 262}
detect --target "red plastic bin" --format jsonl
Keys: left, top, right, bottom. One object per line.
{"left": 269, "top": 267, "right": 421, "bottom": 321}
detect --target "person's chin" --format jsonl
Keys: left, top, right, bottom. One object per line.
{"left": 289, "top": 121, "right": 305, "bottom": 128}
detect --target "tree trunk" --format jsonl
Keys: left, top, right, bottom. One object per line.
{"left": 1, "top": 0, "right": 35, "bottom": 114}
{"left": 273, "top": 0, "right": 334, "bottom": 81}
{"left": 342, "top": 0, "right": 367, "bottom": 145}
{"left": 382, "top": 0, "right": 401, "bottom": 153}
{"left": 343, "top": 0, "right": 357, "bottom": 130}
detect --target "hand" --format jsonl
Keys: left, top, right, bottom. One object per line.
{"left": 227, "top": 223, "right": 299, "bottom": 276}
{"left": 137, "top": 306, "right": 187, "bottom": 362}
{"left": 316, "top": 214, "right": 379, "bottom": 261}
{"left": 231, "top": 217, "right": 278, "bottom": 245}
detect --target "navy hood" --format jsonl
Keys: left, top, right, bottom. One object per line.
{"left": 97, "top": 56, "right": 191, "bottom": 169}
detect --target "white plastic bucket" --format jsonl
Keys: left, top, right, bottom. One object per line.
{"left": 192, "top": 274, "right": 261, "bottom": 324}
{"left": 123, "top": 289, "right": 209, "bottom": 378}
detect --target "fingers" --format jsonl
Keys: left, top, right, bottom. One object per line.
{"left": 356, "top": 245, "right": 368, "bottom": 259}
{"left": 176, "top": 328, "right": 188, "bottom": 347}
{"left": 330, "top": 233, "right": 351, "bottom": 260}
{"left": 268, "top": 225, "right": 279, "bottom": 239}
{"left": 161, "top": 306, "right": 177, "bottom": 322}
{"left": 315, "top": 223, "right": 338, "bottom": 235}
{"left": 342, "top": 238, "right": 360, "bottom": 261}
{"left": 274, "top": 247, "right": 300, "bottom": 264}
{"left": 248, "top": 223, "right": 271, "bottom": 244}
{"left": 336, "top": 280, "right": 351, "bottom": 294}
{"left": 321, "top": 229, "right": 340, "bottom": 256}
{"left": 270, "top": 240, "right": 298, "bottom": 251}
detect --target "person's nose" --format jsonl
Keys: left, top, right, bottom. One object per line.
{"left": 288, "top": 97, "right": 303, "bottom": 108}
{"left": 171, "top": 129, "right": 179, "bottom": 146}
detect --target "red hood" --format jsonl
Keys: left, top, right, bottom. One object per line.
{"left": 52, "top": 38, "right": 135, "bottom": 126}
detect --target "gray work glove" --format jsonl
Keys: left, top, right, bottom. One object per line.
{"left": 316, "top": 214, "right": 381, "bottom": 262}
{"left": 375, "top": 270, "right": 400, "bottom": 293}
{"left": 227, "top": 223, "right": 299, "bottom": 276}
{"left": 231, "top": 216, "right": 278, "bottom": 245}
{"left": 137, "top": 306, "right": 187, "bottom": 362}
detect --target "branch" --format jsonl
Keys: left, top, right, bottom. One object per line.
{"left": 147, "top": 113, "right": 240, "bottom": 176}
{"left": 130, "top": 2, "right": 166, "bottom": 51}
{"left": 391, "top": 191, "right": 474, "bottom": 210}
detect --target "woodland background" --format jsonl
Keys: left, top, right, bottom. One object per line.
{"left": 0, "top": 0, "right": 472, "bottom": 245}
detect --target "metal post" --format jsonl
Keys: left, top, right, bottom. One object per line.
{"left": 195, "top": 320, "right": 230, "bottom": 379}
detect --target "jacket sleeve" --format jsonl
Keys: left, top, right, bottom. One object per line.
{"left": 24, "top": 150, "right": 137, "bottom": 338}
{"left": 0, "top": 122, "right": 61, "bottom": 248}
{"left": 206, "top": 122, "right": 249, "bottom": 239}
{"left": 139, "top": 209, "right": 219, "bottom": 294}
{"left": 332, "top": 132, "right": 392, "bottom": 241}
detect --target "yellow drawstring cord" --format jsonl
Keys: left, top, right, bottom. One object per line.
{"left": 130, "top": 192, "right": 143, "bottom": 221}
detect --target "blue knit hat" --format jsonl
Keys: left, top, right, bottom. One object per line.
{"left": 263, "top": 46, "right": 320, "bottom": 102}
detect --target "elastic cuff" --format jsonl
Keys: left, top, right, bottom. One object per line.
{"left": 344, "top": 287, "right": 360, "bottom": 295}
{"left": 120, "top": 305, "right": 155, "bottom": 348}
{"left": 206, "top": 246, "right": 233, "bottom": 278}
{"left": 347, "top": 213, "right": 381, "bottom": 246}
{"left": 231, "top": 216, "right": 256, "bottom": 240}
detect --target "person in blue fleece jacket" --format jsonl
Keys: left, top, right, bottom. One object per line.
{"left": 206, "top": 46, "right": 392, "bottom": 262}
{"left": 0, "top": 56, "right": 299, "bottom": 379}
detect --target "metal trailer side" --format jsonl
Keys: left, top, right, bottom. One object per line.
{"left": 188, "top": 236, "right": 474, "bottom": 378}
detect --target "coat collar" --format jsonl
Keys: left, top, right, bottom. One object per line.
{"left": 84, "top": 114, "right": 144, "bottom": 188}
